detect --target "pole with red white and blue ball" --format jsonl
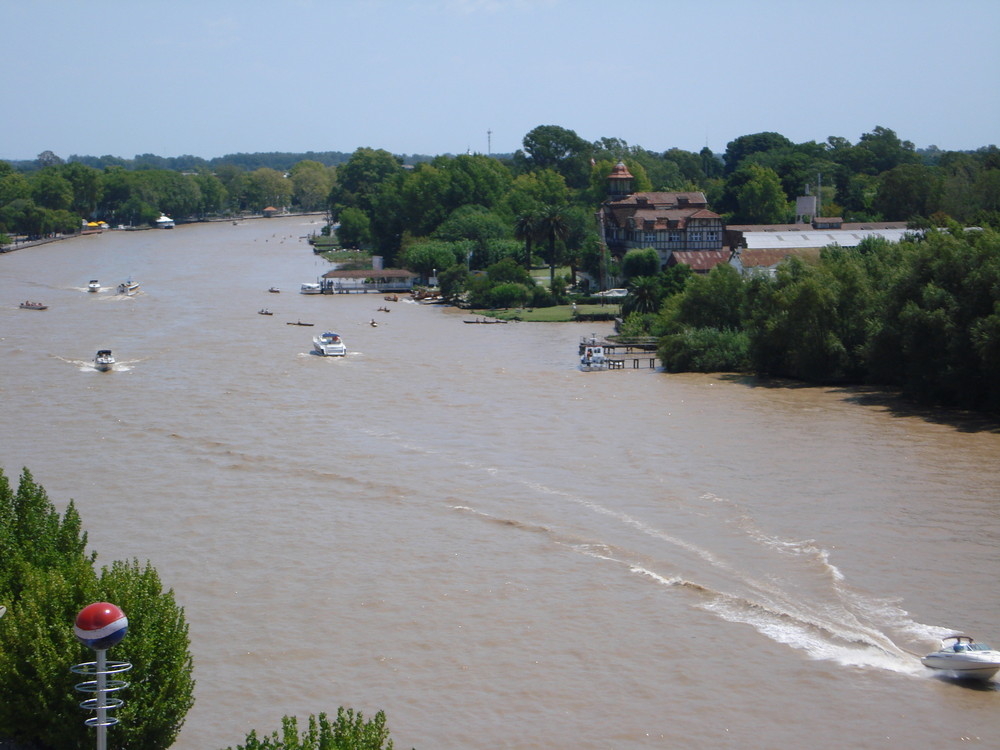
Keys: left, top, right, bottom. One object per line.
{"left": 71, "top": 603, "right": 133, "bottom": 750}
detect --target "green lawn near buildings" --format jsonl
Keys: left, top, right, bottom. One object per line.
{"left": 471, "top": 303, "right": 620, "bottom": 322}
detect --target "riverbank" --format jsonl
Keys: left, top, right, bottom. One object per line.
{"left": 0, "top": 211, "right": 327, "bottom": 253}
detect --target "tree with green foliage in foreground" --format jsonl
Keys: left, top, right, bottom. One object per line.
{"left": 222, "top": 708, "right": 393, "bottom": 750}
{"left": 0, "top": 467, "right": 194, "bottom": 750}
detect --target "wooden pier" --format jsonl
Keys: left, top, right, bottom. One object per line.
{"left": 605, "top": 355, "right": 658, "bottom": 369}
{"left": 579, "top": 336, "right": 659, "bottom": 370}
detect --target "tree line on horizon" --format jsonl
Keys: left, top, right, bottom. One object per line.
{"left": 2, "top": 124, "right": 998, "bottom": 256}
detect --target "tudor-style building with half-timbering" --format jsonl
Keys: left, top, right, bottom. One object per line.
{"left": 598, "top": 161, "right": 724, "bottom": 267}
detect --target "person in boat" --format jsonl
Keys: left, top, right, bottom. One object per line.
{"left": 954, "top": 641, "right": 969, "bottom": 652}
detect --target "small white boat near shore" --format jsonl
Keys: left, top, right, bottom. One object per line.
{"left": 580, "top": 344, "right": 607, "bottom": 371}
{"left": 300, "top": 282, "right": 322, "bottom": 295}
{"left": 313, "top": 331, "right": 347, "bottom": 356}
{"left": 921, "top": 636, "right": 1000, "bottom": 680}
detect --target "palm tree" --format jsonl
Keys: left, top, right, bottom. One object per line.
{"left": 513, "top": 212, "right": 538, "bottom": 270}
{"left": 536, "top": 206, "right": 569, "bottom": 287}
{"left": 623, "top": 275, "right": 662, "bottom": 316}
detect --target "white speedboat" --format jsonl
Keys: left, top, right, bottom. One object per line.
{"left": 117, "top": 278, "right": 140, "bottom": 295}
{"left": 313, "top": 331, "right": 347, "bottom": 356}
{"left": 94, "top": 349, "right": 115, "bottom": 372}
{"left": 300, "top": 282, "right": 322, "bottom": 295}
{"left": 88, "top": 279, "right": 100, "bottom": 292}
{"left": 921, "top": 636, "right": 1000, "bottom": 680}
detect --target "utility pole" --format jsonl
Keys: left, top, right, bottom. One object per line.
{"left": 487, "top": 129, "right": 492, "bottom": 156}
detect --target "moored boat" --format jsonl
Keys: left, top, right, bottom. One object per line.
{"left": 19, "top": 300, "right": 48, "bottom": 310}
{"left": 313, "top": 331, "right": 347, "bottom": 356}
{"left": 268, "top": 286, "right": 281, "bottom": 293}
{"left": 94, "top": 349, "right": 115, "bottom": 372}
{"left": 921, "top": 636, "right": 1000, "bottom": 680}
{"left": 155, "top": 214, "right": 175, "bottom": 229}
{"left": 300, "top": 282, "right": 322, "bottom": 295}
{"left": 580, "top": 344, "right": 607, "bottom": 371}
{"left": 258, "top": 309, "right": 273, "bottom": 315}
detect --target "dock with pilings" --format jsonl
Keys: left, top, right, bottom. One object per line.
{"left": 579, "top": 335, "right": 660, "bottom": 370}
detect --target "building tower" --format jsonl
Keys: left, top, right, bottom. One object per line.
{"left": 607, "top": 160, "right": 634, "bottom": 201}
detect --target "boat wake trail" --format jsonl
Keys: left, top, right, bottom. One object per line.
{"left": 349, "top": 425, "right": 939, "bottom": 677}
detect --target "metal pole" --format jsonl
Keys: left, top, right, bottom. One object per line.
{"left": 95, "top": 650, "right": 107, "bottom": 750}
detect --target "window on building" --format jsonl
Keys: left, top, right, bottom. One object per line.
{"left": 644, "top": 232, "right": 656, "bottom": 244}
{"left": 689, "top": 232, "right": 702, "bottom": 242}
{"left": 669, "top": 232, "right": 681, "bottom": 243}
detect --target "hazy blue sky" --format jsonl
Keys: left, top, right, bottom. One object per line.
{"left": 2, "top": 0, "right": 997, "bottom": 161}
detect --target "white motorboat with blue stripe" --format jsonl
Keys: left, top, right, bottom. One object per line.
{"left": 921, "top": 635, "right": 1000, "bottom": 680}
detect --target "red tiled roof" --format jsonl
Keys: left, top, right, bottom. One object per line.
{"left": 609, "top": 161, "right": 634, "bottom": 179}
{"left": 608, "top": 191, "right": 708, "bottom": 208}
{"left": 669, "top": 251, "right": 730, "bottom": 272}
{"left": 736, "top": 248, "right": 822, "bottom": 268}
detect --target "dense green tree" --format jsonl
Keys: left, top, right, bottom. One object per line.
{"left": 331, "top": 148, "right": 403, "bottom": 215}
{"left": 58, "top": 162, "right": 104, "bottom": 217}
{"left": 734, "top": 164, "right": 788, "bottom": 224}
{"left": 501, "top": 170, "right": 569, "bottom": 220}
{"left": 744, "top": 143, "right": 837, "bottom": 205}
{"left": 336, "top": 206, "right": 373, "bottom": 249}
{"left": 669, "top": 262, "right": 745, "bottom": 332}
{"left": 0, "top": 171, "right": 31, "bottom": 208}
{"left": 659, "top": 327, "right": 750, "bottom": 373}
{"left": 723, "top": 132, "right": 793, "bottom": 174}
{"left": 30, "top": 169, "right": 74, "bottom": 211}
{"left": 395, "top": 164, "right": 451, "bottom": 236}
{"left": 862, "top": 227, "right": 1000, "bottom": 409}
{"left": 289, "top": 160, "right": 335, "bottom": 211}
{"left": 439, "top": 154, "right": 512, "bottom": 212}
{"left": 873, "top": 163, "right": 943, "bottom": 220}
{"left": 397, "top": 240, "right": 464, "bottom": 280}
{"left": 244, "top": 168, "right": 292, "bottom": 212}
{"left": 192, "top": 173, "right": 228, "bottom": 217}
{"left": 36, "top": 150, "right": 64, "bottom": 167}
{"left": 0, "top": 468, "right": 194, "bottom": 750}
{"left": 432, "top": 205, "right": 508, "bottom": 250}
{"left": 621, "top": 248, "right": 660, "bottom": 281}
{"left": 518, "top": 125, "right": 592, "bottom": 187}
{"left": 856, "top": 126, "right": 920, "bottom": 174}
{"left": 0, "top": 198, "right": 48, "bottom": 236}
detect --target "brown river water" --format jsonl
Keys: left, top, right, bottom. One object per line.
{"left": 1, "top": 216, "right": 999, "bottom": 749}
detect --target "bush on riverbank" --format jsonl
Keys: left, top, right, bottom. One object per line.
{"left": 653, "top": 227, "right": 1000, "bottom": 413}
{"left": 220, "top": 709, "right": 393, "bottom": 750}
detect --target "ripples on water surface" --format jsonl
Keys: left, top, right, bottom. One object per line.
{"left": 2, "top": 217, "right": 999, "bottom": 749}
